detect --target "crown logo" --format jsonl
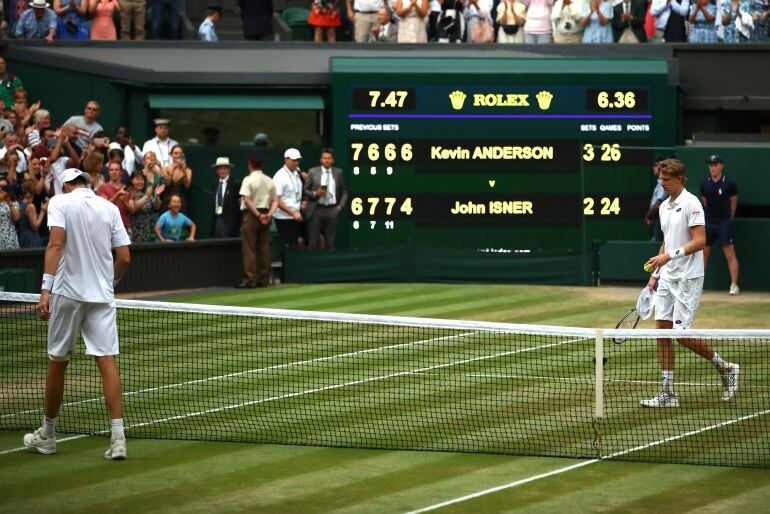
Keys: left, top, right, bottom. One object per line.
{"left": 449, "top": 90, "right": 467, "bottom": 111}
{"left": 536, "top": 91, "right": 553, "bottom": 111}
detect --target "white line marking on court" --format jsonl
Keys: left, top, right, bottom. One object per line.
{"left": 1, "top": 331, "right": 479, "bottom": 420}
{"left": 404, "top": 407, "right": 770, "bottom": 513}
{"left": 0, "top": 434, "right": 89, "bottom": 455}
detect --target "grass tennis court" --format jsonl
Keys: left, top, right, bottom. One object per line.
{"left": 2, "top": 283, "right": 770, "bottom": 513}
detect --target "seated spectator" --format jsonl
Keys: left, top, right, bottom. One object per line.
{"left": 581, "top": 0, "right": 613, "bottom": 43}
{"left": 111, "top": 126, "right": 143, "bottom": 175}
{"left": 161, "top": 144, "right": 191, "bottom": 212}
{"left": 151, "top": 0, "right": 181, "bottom": 39}
{"left": 688, "top": 0, "right": 717, "bottom": 42}
{"left": 126, "top": 171, "right": 163, "bottom": 243}
{"left": 63, "top": 100, "right": 104, "bottom": 153}
{"left": 98, "top": 160, "right": 131, "bottom": 231}
{"left": 368, "top": 7, "right": 399, "bottom": 41}
{"left": 310, "top": 0, "right": 341, "bottom": 42}
{"left": 198, "top": 4, "right": 221, "bottom": 42}
{"left": 154, "top": 193, "right": 196, "bottom": 242}
{"left": 466, "top": 0, "right": 493, "bottom": 43}
{"left": 613, "top": 0, "right": 647, "bottom": 42}
{"left": 524, "top": 0, "right": 554, "bottom": 42}
{"left": 90, "top": 0, "right": 122, "bottom": 40}
{"left": 17, "top": 179, "right": 47, "bottom": 248}
{"left": 436, "top": 0, "right": 465, "bottom": 42}
{"left": 497, "top": 0, "right": 527, "bottom": 43}
{"left": 553, "top": 0, "right": 585, "bottom": 42}
{"left": 53, "top": 0, "right": 89, "bottom": 40}
{"left": 15, "top": 0, "right": 57, "bottom": 43}
{"left": 0, "top": 177, "right": 20, "bottom": 249}
{"left": 650, "top": 0, "right": 688, "bottom": 42}
{"left": 395, "top": 0, "right": 429, "bottom": 42}
{"left": 121, "top": 0, "right": 145, "bottom": 40}
{"left": 720, "top": 0, "right": 752, "bottom": 42}
{"left": 0, "top": 57, "right": 22, "bottom": 109}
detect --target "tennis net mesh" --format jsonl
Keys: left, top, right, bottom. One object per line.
{"left": 1, "top": 292, "right": 768, "bottom": 468}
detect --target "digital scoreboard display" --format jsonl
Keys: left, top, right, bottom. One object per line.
{"left": 331, "top": 58, "right": 677, "bottom": 282}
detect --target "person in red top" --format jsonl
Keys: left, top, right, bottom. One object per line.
{"left": 309, "top": 0, "right": 341, "bottom": 42}
{"left": 90, "top": 0, "right": 123, "bottom": 40}
{"left": 98, "top": 161, "right": 131, "bottom": 232}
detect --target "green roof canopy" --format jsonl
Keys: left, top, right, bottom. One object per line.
{"left": 148, "top": 94, "right": 324, "bottom": 110}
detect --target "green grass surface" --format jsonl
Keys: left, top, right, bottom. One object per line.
{"left": 2, "top": 283, "right": 770, "bottom": 513}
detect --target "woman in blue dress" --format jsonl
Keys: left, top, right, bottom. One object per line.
{"left": 581, "top": 0, "right": 613, "bottom": 43}
{"left": 53, "top": 0, "right": 90, "bottom": 40}
{"left": 689, "top": 0, "right": 717, "bottom": 42}
{"left": 720, "top": 0, "right": 752, "bottom": 42}
{"left": 750, "top": 0, "right": 770, "bottom": 41}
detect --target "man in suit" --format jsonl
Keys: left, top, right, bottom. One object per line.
{"left": 211, "top": 157, "right": 242, "bottom": 238}
{"left": 303, "top": 148, "right": 348, "bottom": 251}
{"left": 368, "top": 7, "right": 399, "bottom": 42}
{"left": 612, "top": 0, "right": 647, "bottom": 42}
{"left": 238, "top": 0, "right": 273, "bottom": 41}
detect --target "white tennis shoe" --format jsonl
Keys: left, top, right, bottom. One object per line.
{"left": 104, "top": 437, "right": 127, "bottom": 461}
{"left": 729, "top": 284, "right": 740, "bottom": 296}
{"left": 640, "top": 391, "right": 679, "bottom": 408}
{"left": 720, "top": 363, "right": 740, "bottom": 401}
{"left": 23, "top": 428, "right": 56, "bottom": 455}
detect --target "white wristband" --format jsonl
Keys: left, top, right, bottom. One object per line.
{"left": 668, "top": 247, "right": 686, "bottom": 260}
{"left": 41, "top": 273, "right": 55, "bottom": 291}
{"left": 651, "top": 269, "right": 661, "bottom": 279}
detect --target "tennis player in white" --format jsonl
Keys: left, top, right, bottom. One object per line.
{"left": 24, "top": 168, "right": 132, "bottom": 460}
{"left": 642, "top": 159, "right": 739, "bottom": 408}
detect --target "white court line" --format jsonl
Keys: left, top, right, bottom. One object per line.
{"left": 404, "top": 407, "right": 770, "bottom": 514}
{"left": 1, "top": 331, "right": 478, "bottom": 420}
{"left": 0, "top": 336, "right": 587, "bottom": 455}
{"left": 0, "top": 434, "right": 89, "bottom": 456}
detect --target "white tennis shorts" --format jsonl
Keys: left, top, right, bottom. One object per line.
{"left": 654, "top": 276, "right": 704, "bottom": 330}
{"left": 47, "top": 294, "right": 119, "bottom": 359}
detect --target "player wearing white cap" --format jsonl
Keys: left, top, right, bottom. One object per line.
{"left": 24, "top": 168, "right": 132, "bottom": 460}
{"left": 642, "top": 159, "right": 739, "bottom": 408}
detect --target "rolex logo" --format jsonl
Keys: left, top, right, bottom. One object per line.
{"left": 535, "top": 90, "right": 554, "bottom": 111}
{"left": 449, "top": 90, "right": 467, "bottom": 111}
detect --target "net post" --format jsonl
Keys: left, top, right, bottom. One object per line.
{"left": 594, "top": 329, "right": 604, "bottom": 421}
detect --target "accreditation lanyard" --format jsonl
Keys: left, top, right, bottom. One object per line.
{"left": 281, "top": 166, "right": 302, "bottom": 203}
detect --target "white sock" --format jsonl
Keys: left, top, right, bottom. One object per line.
{"left": 110, "top": 418, "right": 125, "bottom": 440}
{"left": 662, "top": 370, "right": 674, "bottom": 393}
{"left": 711, "top": 353, "right": 725, "bottom": 370}
{"left": 42, "top": 416, "right": 57, "bottom": 438}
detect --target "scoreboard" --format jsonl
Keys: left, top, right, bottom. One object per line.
{"left": 330, "top": 58, "right": 677, "bottom": 282}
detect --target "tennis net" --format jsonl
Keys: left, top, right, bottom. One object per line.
{"left": 1, "top": 292, "right": 768, "bottom": 468}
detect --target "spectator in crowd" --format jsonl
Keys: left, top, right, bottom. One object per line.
{"left": 121, "top": 0, "right": 145, "bottom": 40}
{"left": 0, "top": 177, "right": 20, "bottom": 249}
{"left": 18, "top": 179, "right": 47, "bottom": 247}
{"left": 720, "top": 0, "right": 751, "bottom": 41}
{"left": 467, "top": 0, "right": 493, "bottom": 42}
{"left": 436, "top": 0, "right": 465, "bottom": 42}
{"left": 700, "top": 154, "right": 740, "bottom": 295}
{"left": 100, "top": 147, "right": 131, "bottom": 186}
{"left": 26, "top": 108, "right": 50, "bottom": 148}
{"left": 46, "top": 124, "right": 79, "bottom": 196}
{"left": 310, "top": 0, "right": 341, "bottom": 42}
{"left": 110, "top": 126, "right": 142, "bottom": 175}
{"left": 239, "top": 0, "right": 273, "bottom": 41}
{"left": 126, "top": 171, "right": 163, "bottom": 243}
{"left": 154, "top": 193, "right": 196, "bottom": 242}
{"left": 497, "top": 0, "right": 527, "bottom": 43}
{"left": 237, "top": 154, "right": 277, "bottom": 288}
{"left": 650, "top": 0, "right": 688, "bottom": 42}
{"left": 81, "top": 149, "right": 105, "bottom": 191}
{"left": 141, "top": 150, "right": 167, "bottom": 192}
{"left": 395, "top": 0, "right": 429, "bottom": 42}
{"left": 0, "top": 57, "right": 23, "bottom": 109}
{"left": 15, "top": 0, "right": 57, "bottom": 43}
{"left": 303, "top": 148, "right": 347, "bottom": 251}
{"left": 211, "top": 156, "right": 241, "bottom": 238}
{"left": 581, "top": 0, "right": 613, "bottom": 42}
{"left": 0, "top": 5, "right": 10, "bottom": 39}
{"left": 645, "top": 156, "right": 667, "bottom": 242}
{"left": 523, "top": 0, "right": 553, "bottom": 42}
{"left": 162, "top": 144, "right": 191, "bottom": 212}
{"left": 4, "top": 109, "right": 22, "bottom": 139}
{"left": 198, "top": 4, "right": 221, "bottom": 41}
{"left": 90, "top": 0, "right": 122, "bottom": 40}
{"left": 273, "top": 147, "right": 304, "bottom": 252}
{"left": 369, "top": 6, "right": 399, "bottom": 41}
{"left": 751, "top": 0, "right": 770, "bottom": 41}
{"left": 142, "top": 118, "right": 177, "bottom": 168}
{"left": 151, "top": 0, "right": 180, "bottom": 39}
{"left": 348, "top": 0, "right": 383, "bottom": 42}
{"left": 97, "top": 161, "right": 130, "bottom": 232}
{"left": 12, "top": 88, "right": 40, "bottom": 128}
{"left": 53, "top": 0, "right": 89, "bottom": 40}
{"left": 688, "top": 0, "right": 716, "bottom": 42}
{"left": 613, "top": 0, "right": 647, "bottom": 42}
{"left": 63, "top": 100, "right": 104, "bottom": 153}
{"left": 553, "top": 0, "right": 585, "bottom": 42}
{"left": 0, "top": 131, "right": 28, "bottom": 181}
{"left": 427, "top": 0, "right": 441, "bottom": 40}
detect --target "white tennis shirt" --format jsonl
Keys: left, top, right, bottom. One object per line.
{"left": 659, "top": 188, "right": 705, "bottom": 281}
{"left": 47, "top": 187, "right": 131, "bottom": 303}
{"left": 273, "top": 166, "right": 303, "bottom": 220}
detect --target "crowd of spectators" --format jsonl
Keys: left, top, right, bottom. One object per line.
{"left": 0, "top": 57, "right": 199, "bottom": 249}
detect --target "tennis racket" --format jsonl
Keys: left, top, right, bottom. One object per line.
{"left": 613, "top": 308, "right": 641, "bottom": 344}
